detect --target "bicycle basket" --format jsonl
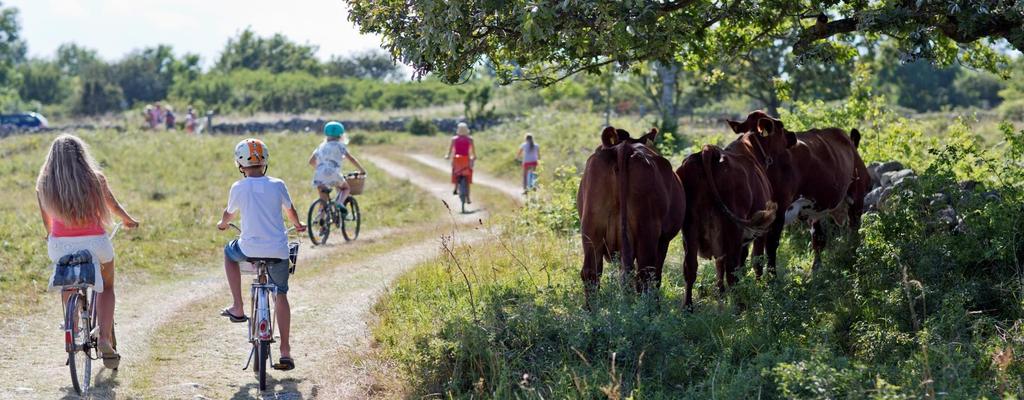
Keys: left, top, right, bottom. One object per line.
{"left": 48, "top": 250, "right": 103, "bottom": 292}
{"left": 288, "top": 241, "right": 299, "bottom": 274}
{"left": 346, "top": 174, "right": 366, "bottom": 195}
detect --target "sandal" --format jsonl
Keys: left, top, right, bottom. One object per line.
{"left": 272, "top": 357, "right": 295, "bottom": 371}
{"left": 220, "top": 308, "right": 248, "bottom": 323}
{"left": 99, "top": 341, "right": 121, "bottom": 369}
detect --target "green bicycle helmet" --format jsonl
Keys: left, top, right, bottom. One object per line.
{"left": 323, "top": 121, "right": 345, "bottom": 137}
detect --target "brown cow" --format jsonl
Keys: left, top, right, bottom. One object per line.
{"left": 676, "top": 126, "right": 782, "bottom": 307}
{"left": 578, "top": 126, "right": 685, "bottom": 306}
{"left": 727, "top": 111, "right": 869, "bottom": 275}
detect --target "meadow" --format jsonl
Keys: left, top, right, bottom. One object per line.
{"left": 371, "top": 102, "right": 1024, "bottom": 398}
{"left": 0, "top": 129, "right": 435, "bottom": 317}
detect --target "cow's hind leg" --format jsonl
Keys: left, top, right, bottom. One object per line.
{"left": 765, "top": 217, "right": 784, "bottom": 277}
{"left": 633, "top": 230, "right": 661, "bottom": 295}
{"left": 581, "top": 243, "right": 605, "bottom": 308}
{"left": 682, "top": 230, "right": 699, "bottom": 310}
{"left": 811, "top": 220, "right": 827, "bottom": 273}
{"left": 752, "top": 238, "right": 766, "bottom": 279}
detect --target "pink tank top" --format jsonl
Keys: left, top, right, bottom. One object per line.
{"left": 453, "top": 136, "right": 472, "bottom": 156}
{"left": 51, "top": 218, "right": 105, "bottom": 237}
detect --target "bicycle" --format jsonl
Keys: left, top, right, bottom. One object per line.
{"left": 229, "top": 223, "right": 300, "bottom": 392}
{"left": 55, "top": 223, "right": 121, "bottom": 396}
{"left": 527, "top": 170, "right": 539, "bottom": 192}
{"left": 307, "top": 172, "right": 364, "bottom": 244}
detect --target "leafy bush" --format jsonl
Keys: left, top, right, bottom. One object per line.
{"left": 998, "top": 99, "right": 1024, "bottom": 121}
{"left": 406, "top": 116, "right": 437, "bottom": 136}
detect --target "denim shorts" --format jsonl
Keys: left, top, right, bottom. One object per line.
{"left": 224, "top": 239, "right": 290, "bottom": 294}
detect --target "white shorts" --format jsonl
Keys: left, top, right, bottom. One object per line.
{"left": 48, "top": 235, "right": 115, "bottom": 264}
{"left": 312, "top": 169, "right": 347, "bottom": 188}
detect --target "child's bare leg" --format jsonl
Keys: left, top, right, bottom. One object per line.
{"left": 317, "top": 185, "right": 331, "bottom": 203}
{"left": 225, "top": 255, "right": 244, "bottom": 316}
{"left": 338, "top": 181, "right": 351, "bottom": 201}
{"left": 276, "top": 294, "right": 291, "bottom": 358}
{"left": 96, "top": 261, "right": 116, "bottom": 347}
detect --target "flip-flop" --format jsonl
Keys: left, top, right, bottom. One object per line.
{"left": 220, "top": 308, "right": 248, "bottom": 323}
{"left": 272, "top": 357, "right": 295, "bottom": 371}
{"left": 98, "top": 341, "right": 121, "bottom": 369}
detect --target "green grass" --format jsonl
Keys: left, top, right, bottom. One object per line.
{"left": 0, "top": 129, "right": 434, "bottom": 316}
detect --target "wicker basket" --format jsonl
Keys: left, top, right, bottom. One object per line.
{"left": 347, "top": 174, "right": 366, "bottom": 195}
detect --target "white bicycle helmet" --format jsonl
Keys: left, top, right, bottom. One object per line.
{"left": 234, "top": 138, "right": 269, "bottom": 167}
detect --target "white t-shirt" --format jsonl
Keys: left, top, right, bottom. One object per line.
{"left": 520, "top": 142, "right": 540, "bottom": 163}
{"left": 312, "top": 140, "right": 348, "bottom": 185}
{"left": 226, "top": 176, "right": 293, "bottom": 259}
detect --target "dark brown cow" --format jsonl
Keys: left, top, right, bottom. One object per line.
{"left": 578, "top": 126, "right": 685, "bottom": 306}
{"left": 676, "top": 127, "right": 782, "bottom": 307}
{"left": 727, "top": 111, "right": 869, "bottom": 275}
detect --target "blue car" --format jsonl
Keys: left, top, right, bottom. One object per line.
{"left": 0, "top": 112, "right": 49, "bottom": 129}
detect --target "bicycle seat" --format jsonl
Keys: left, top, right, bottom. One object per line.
{"left": 246, "top": 257, "right": 284, "bottom": 264}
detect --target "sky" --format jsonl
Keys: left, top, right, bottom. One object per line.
{"left": 8, "top": 0, "right": 386, "bottom": 67}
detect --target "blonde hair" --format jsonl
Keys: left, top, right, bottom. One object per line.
{"left": 36, "top": 134, "right": 109, "bottom": 227}
{"left": 456, "top": 122, "right": 470, "bottom": 136}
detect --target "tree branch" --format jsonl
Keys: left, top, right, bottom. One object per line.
{"left": 792, "top": 17, "right": 859, "bottom": 54}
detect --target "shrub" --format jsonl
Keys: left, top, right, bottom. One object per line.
{"left": 407, "top": 116, "right": 437, "bottom": 136}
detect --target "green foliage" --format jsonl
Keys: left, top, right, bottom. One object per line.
{"left": 461, "top": 85, "right": 495, "bottom": 125}
{"left": 345, "top": 0, "right": 1021, "bottom": 85}
{"left": 406, "top": 116, "right": 438, "bottom": 136}
{"left": 324, "top": 49, "right": 401, "bottom": 80}
{"left": 17, "top": 60, "right": 69, "bottom": 104}
{"left": 214, "top": 28, "right": 321, "bottom": 75}
{"left": 170, "top": 69, "right": 463, "bottom": 114}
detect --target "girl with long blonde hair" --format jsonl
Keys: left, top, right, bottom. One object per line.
{"left": 36, "top": 134, "right": 139, "bottom": 369}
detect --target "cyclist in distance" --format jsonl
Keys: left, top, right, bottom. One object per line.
{"left": 515, "top": 132, "right": 540, "bottom": 193}
{"left": 217, "top": 138, "right": 306, "bottom": 371}
{"left": 308, "top": 121, "right": 367, "bottom": 211}
{"left": 36, "top": 134, "right": 139, "bottom": 369}
{"left": 444, "top": 122, "right": 477, "bottom": 203}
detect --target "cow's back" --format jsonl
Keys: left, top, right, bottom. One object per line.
{"left": 791, "top": 129, "right": 860, "bottom": 210}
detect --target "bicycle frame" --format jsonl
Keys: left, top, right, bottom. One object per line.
{"left": 243, "top": 261, "right": 277, "bottom": 371}
{"left": 62, "top": 286, "right": 97, "bottom": 354}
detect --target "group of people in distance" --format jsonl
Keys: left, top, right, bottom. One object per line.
{"left": 444, "top": 122, "right": 542, "bottom": 200}
{"left": 35, "top": 119, "right": 539, "bottom": 377}
{"left": 143, "top": 103, "right": 199, "bottom": 133}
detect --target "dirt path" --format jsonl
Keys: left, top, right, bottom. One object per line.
{"left": 0, "top": 152, "right": 510, "bottom": 399}
{"left": 406, "top": 153, "right": 525, "bottom": 200}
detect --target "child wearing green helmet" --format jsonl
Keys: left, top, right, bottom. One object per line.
{"left": 308, "top": 121, "right": 367, "bottom": 206}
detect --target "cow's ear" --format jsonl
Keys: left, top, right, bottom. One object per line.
{"left": 616, "top": 128, "right": 631, "bottom": 142}
{"left": 727, "top": 119, "right": 746, "bottom": 134}
{"left": 786, "top": 132, "right": 797, "bottom": 148}
{"left": 757, "top": 117, "right": 770, "bottom": 138}
{"left": 601, "top": 126, "right": 618, "bottom": 147}
{"left": 643, "top": 128, "right": 659, "bottom": 146}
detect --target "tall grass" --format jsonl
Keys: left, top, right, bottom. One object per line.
{"left": 0, "top": 129, "right": 434, "bottom": 316}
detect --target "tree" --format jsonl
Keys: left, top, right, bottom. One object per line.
{"left": 55, "top": 43, "right": 100, "bottom": 76}
{"left": 215, "top": 28, "right": 321, "bottom": 74}
{"left": 111, "top": 45, "right": 177, "bottom": 106}
{"left": 0, "top": 1, "right": 26, "bottom": 109}
{"left": 344, "top": 0, "right": 1020, "bottom": 85}
{"left": 18, "top": 60, "right": 69, "bottom": 104}
{"left": 325, "top": 50, "right": 402, "bottom": 80}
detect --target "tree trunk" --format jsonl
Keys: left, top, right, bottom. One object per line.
{"left": 656, "top": 62, "right": 679, "bottom": 135}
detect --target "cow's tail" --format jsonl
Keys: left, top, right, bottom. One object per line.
{"left": 617, "top": 144, "right": 634, "bottom": 275}
{"left": 850, "top": 128, "right": 861, "bottom": 148}
{"left": 750, "top": 201, "right": 778, "bottom": 232}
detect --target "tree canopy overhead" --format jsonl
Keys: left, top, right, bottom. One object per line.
{"left": 345, "top": 0, "right": 1023, "bottom": 84}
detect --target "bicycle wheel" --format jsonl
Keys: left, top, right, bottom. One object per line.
{"left": 256, "top": 341, "right": 270, "bottom": 391}
{"left": 307, "top": 199, "right": 331, "bottom": 245}
{"left": 458, "top": 177, "right": 468, "bottom": 213}
{"left": 66, "top": 293, "right": 91, "bottom": 395}
{"left": 341, "top": 196, "right": 360, "bottom": 241}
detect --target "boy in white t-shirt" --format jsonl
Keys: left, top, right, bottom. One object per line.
{"left": 216, "top": 138, "right": 306, "bottom": 371}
